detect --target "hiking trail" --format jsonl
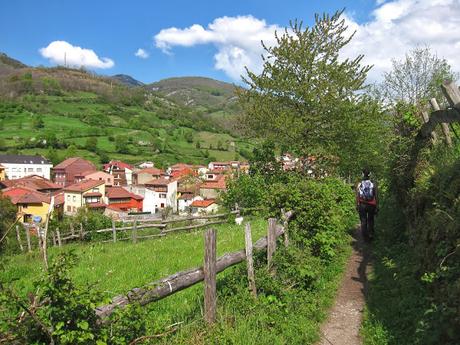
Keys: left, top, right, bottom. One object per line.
{"left": 318, "top": 228, "right": 371, "bottom": 345}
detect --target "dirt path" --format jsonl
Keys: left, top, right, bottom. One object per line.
{"left": 318, "top": 229, "right": 371, "bottom": 345}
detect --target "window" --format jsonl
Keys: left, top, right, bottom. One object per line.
{"left": 85, "top": 196, "right": 100, "bottom": 204}
{"left": 67, "top": 195, "right": 70, "bottom": 201}
{"left": 67, "top": 206, "right": 71, "bottom": 212}
{"left": 22, "top": 205, "right": 28, "bottom": 209}
{"left": 159, "top": 193, "right": 167, "bottom": 198}
{"left": 28, "top": 168, "right": 34, "bottom": 172}
{"left": 160, "top": 203, "right": 165, "bottom": 208}
{"left": 92, "top": 188, "right": 99, "bottom": 192}
{"left": 37, "top": 168, "right": 42, "bottom": 173}
{"left": 72, "top": 195, "right": 76, "bottom": 202}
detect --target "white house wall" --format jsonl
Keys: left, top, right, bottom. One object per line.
{"left": 2, "top": 163, "right": 52, "bottom": 180}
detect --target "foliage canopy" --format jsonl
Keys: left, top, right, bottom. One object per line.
{"left": 238, "top": 10, "right": 387, "bottom": 176}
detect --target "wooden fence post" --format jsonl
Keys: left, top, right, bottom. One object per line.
{"left": 56, "top": 229, "right": 62, "bottom": 247}
{"left": 79, "top": 223, "right": 84, "bottom": 241}
{"left": 132, "top": 220, "right": 137, "bottom": 243}
{"left": 25, "top": 227, "right": 31, "bottom": 252}
{"left": 283, "top": 218, "right": 289, "bottom": 248}
{"left": 15, "top": 225, "right": 24, "bottom": 252}
{"left": 112, "top": 219, "right": 117, "bottom": 243}
{"left": 204, "top": 228, "right": 217, "bottom": 325}
{"left": 430, "top": 98, "right": 452, "bottom": 146}
{"left": 441, "top": 80, "right": 460, "bottom": 108}
{"left": 267, "top": 218, "right": 277, "bottom": 269}
{"left": 421, "top": 109, "right": 438, "bottom": 143}
{"left": 244, "top": 223, "right": 257, "bottom": 298}
{"left": 37, "top": 225, "right": 43, "bottom": 252}
{"left": 52, "top": 232, "right": 57, "bottom": 246}
{"left": 70, "top": 223, "right": 75, "bottom": 236}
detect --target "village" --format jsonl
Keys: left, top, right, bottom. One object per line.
{"left": 0, "top": 154, "right": 300, "bottom": 224}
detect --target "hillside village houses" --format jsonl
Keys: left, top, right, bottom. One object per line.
{"left": 190, "top": 199, "right": 218, "bottom": 215}
{"left": 126, "top": 177, "right": 178, "bottom": 214}
{"left": 0, "top": 153, "right": 258, "bottom": 224}
{"left": 0, "top": 154, "right": 52, "bottom": 180}
{"left": 3, "top": 186, "right": 52, "bottom": 223}
{"left": 103, "top": 160, "right": 134, "bottom": 186}
{"left": 63, "top": 179, "right": 106, "bottom": 215}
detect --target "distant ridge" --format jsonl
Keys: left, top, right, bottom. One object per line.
{"left": 111, "top": 74, "right": 144, "bottom": 87}
{"left": 0, "top": 52, "right": 27, "bottom": 69}
{"left": 147, "top": 76, "right": 238, "bottom": 108}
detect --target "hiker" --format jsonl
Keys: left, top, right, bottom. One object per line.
{"left": 356, "top": 168, "right": 378, "bottom": 242}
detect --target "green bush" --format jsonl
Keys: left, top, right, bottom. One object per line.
{"left": 268, "top": 176, "right": 355, "bottom": 260}
{"left": 0, "top": 252, "right": 145, "bottom": 344}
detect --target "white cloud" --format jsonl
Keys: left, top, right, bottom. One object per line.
{"left": 154, "top": 15, "right": 282, "bottom": 80}
{"left": 342, "top": 0, "right": 460, "bottom": 81}
{"left": 39, "top": 41, "right": 114, "bottom": 69}
{"left": 154, "top": 2, "right": 460, "bottom": 82}
{"left": 135, "top": 48, "right": 149, "bottom": 59}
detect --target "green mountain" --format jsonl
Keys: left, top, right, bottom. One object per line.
{"left": 0, "top": 54, "right": 253, "bottom": 168}
{"left": 147, "top": 77, "right": 242, "bottom": 131}
{"left": 111, "top": 74, "right": 144, "bottom": 87}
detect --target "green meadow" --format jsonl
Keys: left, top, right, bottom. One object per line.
{"left": 0, "top": 91, "right": 255, "bottom": 168}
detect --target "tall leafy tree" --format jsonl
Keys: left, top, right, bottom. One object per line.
{"left": 379, "top": 46, "right": 458, "bottom": 107}
{"left": 238, "top": 11, "right": 385, "bottom": 176}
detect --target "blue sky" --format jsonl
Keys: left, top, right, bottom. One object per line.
{"left": 1, "top": 0, "right": 459, "bottom": 84}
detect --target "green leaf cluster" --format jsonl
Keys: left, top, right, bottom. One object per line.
{"left": 238, "top": 10, "right": 388, "bottom": 177}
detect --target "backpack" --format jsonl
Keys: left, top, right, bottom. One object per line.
{"left": 358, "top": 180, "right": 375, "bottom": 201}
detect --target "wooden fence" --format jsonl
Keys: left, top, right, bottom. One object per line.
{"left": 15, "top": 208, "right": 260, "bottom": 252}
{"left": 95, "top": 210, "right": 294, "bottom": 324}
{"left": 405, "top": 80, "right": 460, "bottom": 187}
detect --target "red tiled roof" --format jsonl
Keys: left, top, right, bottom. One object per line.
{"left": 64, "top": 179, "right": 104, "bottom": 192}
{"left": 200, "top": 175, "right": 227, "bottom": 190}
{"left": 171, "top": 169, "right": 192, "bottom": 179}
{"left": 1, "top": 175, "right": 61, "bottom": 191}
{"left": 191, "top": 199, "right": 215, "bottom": 207}
{"left": 145, "top": 177, "right": 171, "bottom": 186}
{"left": 54, "top": 157, "right": 96, "bottom": 170}
{"left": 83, "top": 192, "right": 102, "bottom": 197}
{"left": 106, "top": 187, "right": 143, "bottom": 200}
{"left": 3, "top": 187, "right": 50, "bottom": 204}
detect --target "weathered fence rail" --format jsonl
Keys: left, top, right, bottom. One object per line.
{"left": 95, "top": 211, "right": 293, "bottom": 321}
{"left": 405, "top": 80, "right": 460, "bottom": 187}
{"left": 16, "top": 208, "right": 261, "bottom": 252}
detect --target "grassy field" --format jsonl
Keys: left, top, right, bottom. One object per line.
{"left": 0, "top": 91, "right": 255, "bottom": 167}
{"left": 1, "top": 217, "right": 268, "bottom": 325}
